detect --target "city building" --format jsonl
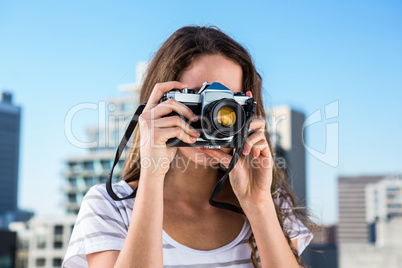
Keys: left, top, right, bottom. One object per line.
{"left": 0, "top": 91, "right": 22, "bottom": 229}
{"left": 337, "top": 175, "right": 385, "bottom": 243}
{"left": 65, "top": 89, "right": 140, "bottom": 214}
{"left": 63, "top": 62, "right": 145, "bottom": 213}
{"left": 339, "top": 217, "right": 402, "bottom": 268}
{"left": 302, "top": 225, "right": 338, "bottom": 268}
{"left": 366, "top": 174, "right": 402, "bottom": 224}
{"left": 15, "top": 216, "right": 77, "bottom": 268}
{"left": 9, "top": 222, "right": 30, "bottom": 268}
{"left": 267, "top": 106, "right": 307, "bottom": 207}
{"left": 0, "top": 230, "right": 17, "bottom": 267}
{"left": 338, "top": 174, "right": 402, "bottom": 267}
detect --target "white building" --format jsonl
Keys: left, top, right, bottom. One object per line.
{"left": 10, "top": 215, "right": 77, "bottom": 268}
{"left": 65, "top": 91, "right": 140, "bottom": 214}
{"left": 366, "top": 174, "right": 402, "bottom": 224}
{"left": 339, "top": 217, "right": 402, "bottom": 268}
{"left": 28, "top": 216, "right": 77, "bottom": 268}
{"left": 339, "top": 174, "right": 402, "bottom": 267}
{"left": 64, "top": 62, "right": 146, "bottom": 214}
{"left": 337, "top": 175, "right": 385, "bottom": 243}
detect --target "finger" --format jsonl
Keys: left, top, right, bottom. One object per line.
{"left": 260, "top": 145, "right": 271, "bottom": 157}
{"left": 153, "top": 116, "right": 201, "bottom": 138}
{"left": 250, "top": 140, "right": 268, "bottom": 158}
{"left": 146, "top": 82, "right": 188, "bottom": 109}
{"left": 242, "top": 131, "right": 266, "bottom": 155}
{"left": 246, "top": 91, "right": 253, "bottom": 97}
{"left": 152, "top": 99, "right": 198, "bottom": 122}
{"left": 248, "top": 117, "right": 266, "bottom": 132}
{"left": 155, "top": 127, "right": 198, "bottom": 145}
{"left": 199, "top": 148, "right": 233, "bottom": 168}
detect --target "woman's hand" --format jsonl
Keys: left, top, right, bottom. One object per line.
{"left": 138, "top": 81, "right": 201, "bottom": 176}
{"left": 199, "top": 93, "right": 273, "bottom": 212}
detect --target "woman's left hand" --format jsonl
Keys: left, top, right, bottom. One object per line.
{"left": 199, "top": 105, "right": 274, "bottom": 211}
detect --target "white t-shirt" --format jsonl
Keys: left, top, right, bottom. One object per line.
{"left": 63, "top": 180, "right": 313, "bottom": 268}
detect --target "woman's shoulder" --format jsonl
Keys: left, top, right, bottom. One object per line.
{"left": 63, "top": 180, "right": 135, "bottom": 267}
{"left": 83, "top": 180, "right": 135, "bottom": 204}
{"left": 78, "top": 180, "right": 136, "bottom": 221}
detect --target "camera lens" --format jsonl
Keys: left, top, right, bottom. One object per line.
{"left": 202, "top": 99, "right": 245, "bottom": 138}
{"left": 217, "top": 107, "right": 236, "bottom": 128}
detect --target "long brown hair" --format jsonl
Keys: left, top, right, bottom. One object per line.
{"left": 123, "top": 26, "right": 317, "bottom": 267}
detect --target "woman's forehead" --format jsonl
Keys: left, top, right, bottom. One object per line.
{"left": 179, "top": 54, "right": 243, "bottom": 93}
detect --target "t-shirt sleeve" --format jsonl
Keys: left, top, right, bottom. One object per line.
{"left": 280, "top": 197, "right": 314, "bottom": 255}
{"left": 63, "top": 186, "right": 129, "bottom": 268}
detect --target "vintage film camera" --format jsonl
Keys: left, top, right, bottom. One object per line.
{"left": 160, "top": 82, "right": 256, "bottom": 148}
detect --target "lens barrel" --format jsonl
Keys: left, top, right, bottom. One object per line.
{"left": 202, "top": 99, "right": 245, "bottom": 138}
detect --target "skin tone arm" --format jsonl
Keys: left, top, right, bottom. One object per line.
{"left": 87, "top": 82, "right": 200, "bottom": 268}
{"left": 200, "top": 93, "right": 301, "bottom": 268}
{"left": 244, "top": 199, "right": 301, "bottom": 268}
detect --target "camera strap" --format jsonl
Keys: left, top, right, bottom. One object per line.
{"left": 105, "top": 103, "right": 146, "bottom": 200}
{"left": 208, "top": 102, "right": 255, "bottom": 215}
{"left": 106, "top": 101, "right": 255, "bottom": 215}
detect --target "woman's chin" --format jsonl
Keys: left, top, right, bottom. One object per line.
{"left": 176, "top": 147, "right": 220, "bottom": 167}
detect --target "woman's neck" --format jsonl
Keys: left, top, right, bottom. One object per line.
{"left": 163, "top": 153, "right": 221, "bottom": 208}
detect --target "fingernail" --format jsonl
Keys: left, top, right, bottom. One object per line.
{"left": 242, "top": 148, "right": 248, "bottom": 155}
{"left": 192, "top": 115, "right": 199, "bottom": 122}
{"left": 190, "top": 136, "right": 197, "bottom": 142}
{"left": 194, "top": 130, "right": 201, "bottom": 136}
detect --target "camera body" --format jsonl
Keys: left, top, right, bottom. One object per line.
{"left": 160, "top": 82, "right": 256, "bottom": 148}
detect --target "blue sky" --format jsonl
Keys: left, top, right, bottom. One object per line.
{"left": 1, "top": 0, "right": 401, "bottom": 224}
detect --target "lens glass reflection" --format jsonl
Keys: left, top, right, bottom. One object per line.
{"left": 217, "top": 107, "right": 236, "bottom": 128}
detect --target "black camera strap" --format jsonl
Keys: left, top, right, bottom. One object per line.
{"left": 207, "top": 120, "right": 250, "bottom": 214}
{"left": 105, "top": 103, "right": 146, "bottom": 200}
{"left": 208, "top": 100, "right": 255, "bottom": 215}
{"left": 106, "top": 101, "right": 255, "bottom": 215}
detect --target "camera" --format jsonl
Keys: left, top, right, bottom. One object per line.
{"left": 160, "top": 82, "right": 256, "bottom": 148}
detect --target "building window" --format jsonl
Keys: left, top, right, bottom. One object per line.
{"left": 69, "top": 177, "right": 77, "bottom": 187}
{"left": 18, "top": 239, "right": 29, "bottom": 249}
{"left": 121, "top": 102, "right": 134, "bottom": 112}
{"left": 84, "top": 177, "right": 92, "bottom": 187}
{"left": 118, "top": 160, "right": 125, "bottom": 170}
{"left": 69, "top": 162, "right": 81, "bottom": 173}
{"left": 54, "top": 225, "right": 64, "bottom": 235}
{"left": 53, "top": 241, "right": 63, "bottom": 249}
{"left": 119, "top": 103, "right": 125, "bottom": 112}
{"left": 83, "top": 161, "right": 94, "bottom": 171}
{"left": 91, "top": 176, "right": 99, "bottom": 185}
{"left": 68, "top": 193, "right": 76, "bottom": 203}
{"left": 36, "top": 258, "right": 46, "bottom": 267}
{"left": 53, "top": 258, "right": 63, "bottom": 267}
{"left": 100, "top": 176, "right": 106, "bottom": 184}
{"left": 101, "top": 159, "right": 111, "bottom": 170}
{"left": 36, "top": 237, "right": 46, "bottom": 249}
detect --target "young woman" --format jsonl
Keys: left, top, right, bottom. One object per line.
{"left": 64, "top": 26, "right": 317, "bottom": 268}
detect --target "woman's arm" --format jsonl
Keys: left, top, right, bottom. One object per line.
{"left": 199, "top": 109, "right": 301, "bottom": 268}
{"left": 86, "top": 172, "right": 165, "bottom": 268}
{"left": 243, "top": 200, "right": 300, "bottom": 268}
{"left": 87, "top": 81, "right": 199, "bottom": 268}
{"left": 115, "top": 172, "right": 166, "bottom": 267}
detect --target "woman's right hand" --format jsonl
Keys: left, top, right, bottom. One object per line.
{"left": 138, "top": 81, "right": 200, "bottom": 176}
